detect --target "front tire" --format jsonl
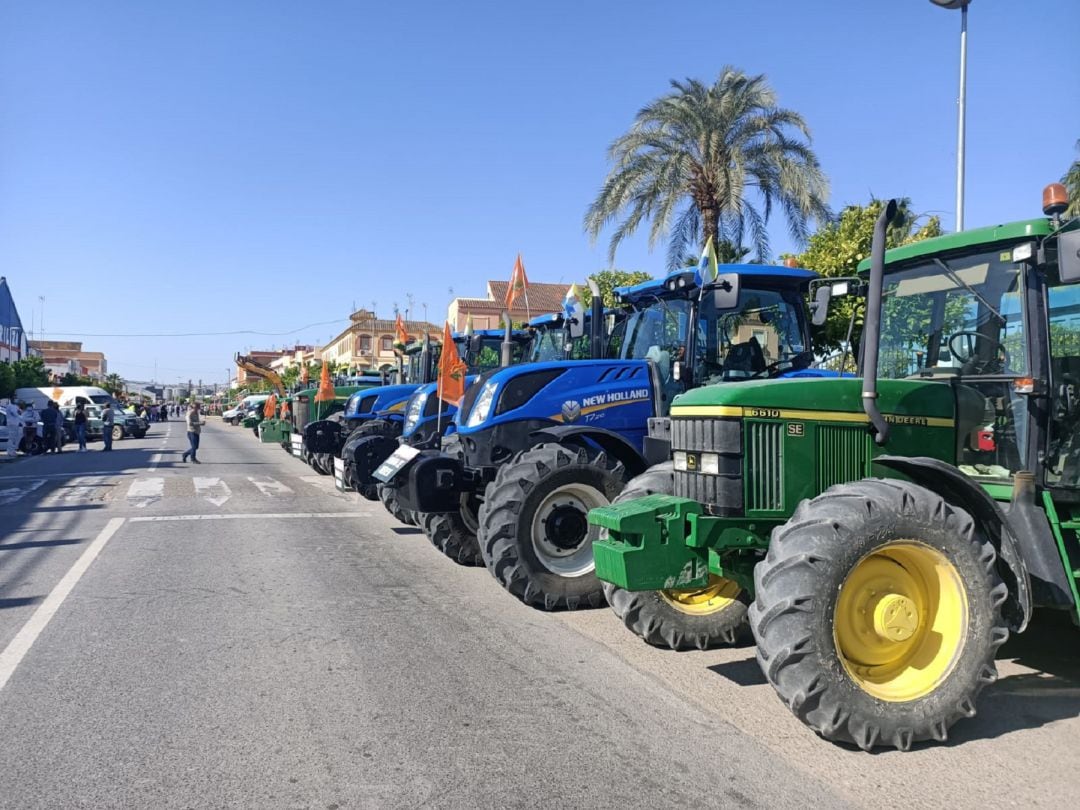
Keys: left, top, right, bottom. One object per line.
{"left": 378, "top": 483, "right": 417, "bottom": 526}
{"left": 478, "top": 443, "right": 626, "bottom": 611}
{"left": 421, "top": 493, "right": 483, "bottom": 566}
{"left": 749, "top": 478, "right": 1010, "bottom": 751}
{"left": 111, "top": 425, "right": 124, "bottom": 443}
{"left": 602, "top": 462, "right": 748, "bottom": 650}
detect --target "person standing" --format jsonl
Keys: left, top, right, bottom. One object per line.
{"left": 101, "top": 402, "right": 115, "bottom": 451}
{"left": 74, "top": 403, "right": 88, "bottom": 452}
{"left": 181, "top": 402, "right": 203, "bottom": 463}
{"left": 43, "top": 401, "right": 62, "bottom": 453}
{"left": 20, "top": 403, "right": 39, "bottom": 453}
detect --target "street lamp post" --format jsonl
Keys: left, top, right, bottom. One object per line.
{"left": 930, "top": 0, "right": 970, "bottom": 232}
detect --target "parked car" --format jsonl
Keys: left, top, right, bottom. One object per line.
{"left": 116, "top": 411, "right": 149, "bottom": 440}
{"left": 61, "top": 406, "right": 105, "bottom": 443}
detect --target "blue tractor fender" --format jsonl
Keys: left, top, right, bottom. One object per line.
{"left": 529, "top": 424, "right": 648, "bottom": 478}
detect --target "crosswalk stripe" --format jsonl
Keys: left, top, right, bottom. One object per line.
{"left": 248, "top": 476, "right": 293, "bottom": 497}
{"left": 194, "top": 477, "right": 232, "bottom": 507}
{"left": 0, "top": 479, "right": 46, "bottom": 506}
{"left": 126, "top": 477, "right": 164, "bottom": 508}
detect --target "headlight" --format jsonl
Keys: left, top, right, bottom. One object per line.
{"left": 466, "top": 381, "right": 499, "bottom": 427}
{"left": 403, "top": 391, "right": 428, "bottom": 434}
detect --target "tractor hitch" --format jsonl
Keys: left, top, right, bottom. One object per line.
{"left": 589, "top": 494, "right": 709, "bottom": 591}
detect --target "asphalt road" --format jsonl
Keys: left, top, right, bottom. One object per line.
{"left": 0, "top": 419, "right": 1077, "bottom": 809}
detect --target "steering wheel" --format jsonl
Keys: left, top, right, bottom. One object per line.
{"left": 948, "top": 331, "right": 1010, "bottom": 374}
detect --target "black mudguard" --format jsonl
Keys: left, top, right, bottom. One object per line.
{"left": 529, "top": 424, "right": 647, "bottom": 478}
{"left": 874, "top": 455, "right": 1033, "bottom": 632}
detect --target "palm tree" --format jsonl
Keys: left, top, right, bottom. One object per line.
{"left": 585, "top": 67, "right": 830, "bottom": 268}
{"left": 1064, "top": 139, "right": 1080, "bottom": 218}
{"left": 103, "top": 373, "right": 124, "bottom": 395}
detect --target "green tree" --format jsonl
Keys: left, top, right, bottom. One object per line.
{"left": 584, "top": 67, "right": 830, "bottom": 269}
{"left": 102, "top": 373, "right": 125, "bottom": 395}
{"left": 0, "top": 362, "right": 14, "bottom": 399}
{"left": 11, "top": 356, "right": 49, "bottom": 390}
{"left": 580, "top": 269, "right": 654, "bottom": 307}
{"left": 792, "top": 198, "right": 942, "bottom": 364}
{"left": 1064, "top": 139, "right": 1080, "bottom": 218}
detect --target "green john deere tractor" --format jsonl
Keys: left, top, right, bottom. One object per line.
{"left": 589, "top": 185, "right": 1080, "bottom": 750}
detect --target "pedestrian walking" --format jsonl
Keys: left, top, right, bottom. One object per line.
{"left": 101, "top": 402, "right": 115, "bottom": 451}
{"left": 73, "top": 403, "right": 89, "bottom": 452}
{"left": 181, "top": 402, "right": 203, "bottom": 463}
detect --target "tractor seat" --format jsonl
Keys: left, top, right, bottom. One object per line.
{"left": 723, "top": 337, "right": 766, "bottom": 380}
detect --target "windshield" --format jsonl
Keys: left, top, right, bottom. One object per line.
{"left": 469, "top": 336, "right": 526, "bottom": 372}
{"left": 879, "top": 249, "right": 1026, "bottom": 378}
{"left": 89, "top": 394, "right": 112, "bottom": 405}
{"left": 528, "top": 326, "right": 570, "bottom": 363}
{"left": 697, "top": 286, "right": 809, "bottom": 383}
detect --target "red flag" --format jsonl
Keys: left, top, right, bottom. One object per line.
{"left": 315, "top": 361, "right": 335, "bottom": 402}
{"left": 505, "top": 253, "right": 529, "bottom": 310}
{"left": 263, "top": 394, "right": 278, "bottom": 419}
{"left": 436, "top": 322, "right": 467, "bottom": 406}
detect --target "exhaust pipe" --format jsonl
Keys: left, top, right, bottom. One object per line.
{"left": 501, "top": 312, "right": 513, "bottom": 368}
{"left": 588, "top": 279, "right": 605, "bottom": 359}
{"left": 861, "top": 199, "right": 898, "bottom": 446}
{"left": 420, "top": 333, "right": 432, "bottom": 384}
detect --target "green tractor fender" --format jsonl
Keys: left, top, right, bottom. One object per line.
{"left": 530, "top": 424, "right": 648, "bottom": 479}
{"left": 874, "top": 455, "right": 1032, "bottom": 632}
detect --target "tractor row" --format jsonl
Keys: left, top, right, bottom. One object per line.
{"left": 228, "top": 185, "right": 1080, "bottom": 751}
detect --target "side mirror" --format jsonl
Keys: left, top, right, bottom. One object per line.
{"left": 710, "top": 273, "right": 741, "bottom": 311}
{"left": 1058, "top": 230, "right": 1080, "bottom": 284}
{"left": 469, "top": 335, "right": 483, "bottom": 357}
{"left": 810, "top": 284, "right": 833, "bottom": 326}
{"left": 567, "top": 309, "right": 585, "bottom": 340}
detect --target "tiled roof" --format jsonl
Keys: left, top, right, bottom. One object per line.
{"left": 486, "top": 281, "right": 570, "bottom": 311}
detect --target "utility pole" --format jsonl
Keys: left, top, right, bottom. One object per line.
{"left": 929, "top": 0, "right": 971, "bottom": 231}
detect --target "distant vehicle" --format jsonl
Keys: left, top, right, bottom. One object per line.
{"left": 223, "top": 394, "right": 270, "bottom": 425}
{"left": 15, "top": 386, "right": 120, "bottom": 410}
{"left": 61, "top": 405, "right": 105, "bottom": 443}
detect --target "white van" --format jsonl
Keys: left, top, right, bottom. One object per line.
{"left": 14, "top": 386, "right": 119, "bottom": 410}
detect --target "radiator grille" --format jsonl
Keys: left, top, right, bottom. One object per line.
{"left": 818, "top": 424, "right": 872, "bottom": 490}
{"left": 746, "top": 421, "right": 783, "bottom": 512}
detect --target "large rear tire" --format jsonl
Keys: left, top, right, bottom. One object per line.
{"left": 478, "top": 442, "right": 626, "bottom": 611}
{"left": 378, "top": 483, "right": 417, "bottom": 526}
{"left": 602, "top": 462, "right": 749, "bottom": 650}
{"left": 749, "top": 478, "right": 1010, "bottom": 751}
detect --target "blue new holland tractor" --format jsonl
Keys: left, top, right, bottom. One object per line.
{"left": 388, "top": 265, "right": 838, "bottom": 609}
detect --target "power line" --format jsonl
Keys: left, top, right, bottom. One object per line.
{"left": 41, "top": 318, "right": 346, "bottom": 339}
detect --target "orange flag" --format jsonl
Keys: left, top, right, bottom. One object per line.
{"left": 436, "top": 321, "right": 467, "bottom": 406}
{"left": 395, "top": 312, "right": 410, "bottom": 346}
{"left": 315, "top": 360, "right": 335, "bottom": 402}
{"left": 301, "top": 364, "right": 310, "bottom": 385}
{"left": 279, "top": 400, "right": 290, "bottom": 419}
{"left": 263, "top": 394, "right": 278, "bottom": 418}
{"left": 505, "top": 253, "right": 529, "bottom": 311}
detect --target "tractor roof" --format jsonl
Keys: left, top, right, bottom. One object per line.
{"left": 856, "top": 217, "right": 1052, "bottom": 273}
{"left": 616, "top": 264, "right": 817, "bottom": 302}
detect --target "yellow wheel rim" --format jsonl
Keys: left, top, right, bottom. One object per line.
{"left": 834, "top": 542, "right": 968, "bottom": 702}
{"left": 660, "top": 576, "right": 742, "bottom": 616}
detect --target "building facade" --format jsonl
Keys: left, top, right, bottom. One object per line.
{"left": 0, "top": 277, "right": 30, "bottom": 363}
{"left": 321, "top": 310, "right": 439, "bottom": 373}
{"left": 447, "top": 280, "right": 570, "bottom": 330}
{"left": 28, "top": 340, "right": 107, "bottom": 379}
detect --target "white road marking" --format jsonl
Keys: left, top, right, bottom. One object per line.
{"left": 126, "top": 477, "right": 164, "bottom": 508}
{"left": 194, "top": 477, "right": 231, "bottom": 507}
{"left": 0, "top": 518, "right": 126, "bottom": 693}
{"left": 248, "top": 476, "right": 293, "bottom": 497}
{"left": 58, "top": 485, "right": 98, "bottom": 503}
{"left": 128, "top": 512, "right": 371, "bottom": 522}
{"left": 0, "top": 479, "right": 46, "bottom": 506}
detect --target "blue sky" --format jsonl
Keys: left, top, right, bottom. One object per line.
{"left": 2, "top": 0, "right": 1077, "bottom": 384}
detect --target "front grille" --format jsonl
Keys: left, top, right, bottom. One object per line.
{"left": 818, "top": 424, "right": 872, "bottom": 490}
{"left": 746, "top": 421, "right": 783, "bottom": 512}
{"left": 671, "top": 417, "right": 742, "bottom": 513}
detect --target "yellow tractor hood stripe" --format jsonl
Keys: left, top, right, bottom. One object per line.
{"left": 671, "top": 405, "right": 953, "bottom": 428}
